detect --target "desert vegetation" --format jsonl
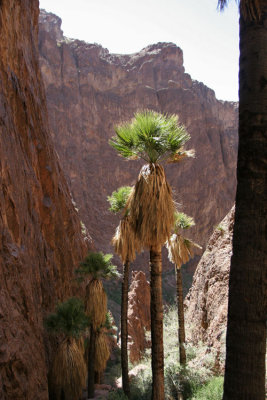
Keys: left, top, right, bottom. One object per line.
{"left": 106, "top": 306, "right": 224, "bottom": 400}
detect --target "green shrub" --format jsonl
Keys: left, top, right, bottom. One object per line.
{"left": 130, "top": 371, "right": 152, "bottom": 400}
{"left": 107, "top": 388, "right": 128, "bottom": 399}
{"left": 190, "top": 376, "right": 223, "bottom": 400}
{"left": 165, "top": 363, "right": 210, "bottom": 400}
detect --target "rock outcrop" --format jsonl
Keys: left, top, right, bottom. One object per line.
{"left": 0, "top": 2, "right": 91, "bottom": 399}
{"left": 38, "top": 10, "right": 238, "bottom": 269}
{"left": 128, "top": 271, "right": 151, "bottom": 364}
{"left": 185, "top": 207, "right": 234, "bottom": 369}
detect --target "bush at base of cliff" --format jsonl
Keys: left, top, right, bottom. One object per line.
{"left": 108, "top": 306, "right": 224, "bottom": 399}
{"left": 107, "top": 388, "right": 129, "bottom": 399}
{"left": 190, "top": 376, "right": 223, "bottom": 400}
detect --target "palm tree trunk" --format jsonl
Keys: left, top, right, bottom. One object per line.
{"left": 223, "top": 2, "right": 267, "bottom": 399}
{"left": 150, "top": 245, "right": 164, "bottom": 400}
{"left": 121, "top": 259, "right": 130, "bottom": 398}
{"left": 87, "top": 326, "right": 96, "bottom": 398}
{"left": 176, "top": 266, "right": 186, "bottom": 366}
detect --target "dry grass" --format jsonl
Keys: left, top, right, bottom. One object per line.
{"left": 86, "top": 279, "right": 107, "bottom": 330}
{"left": 112, "top": 216, "right": 141, "bottom": 263}
{"left": 95, "top": 331, "right": 110, "bottom": 373}
{"left": 127, "top": 163, "right": 175, "bottom": 248}
{"left": 51, "top": 338, "right": 86, "bottom": 400}
{"left": 167, "top": 233, "right": 201, "bottom": 268}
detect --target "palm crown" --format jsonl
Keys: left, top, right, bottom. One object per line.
{"left": 44, "top": 297, "right": 89, "bottom": 338}
{"left": 76, "top": 252, "right": 120, "bottom": 281}
{"left": 167, "top": 212, "right": 201, "bottom": 268}
{"left": 110, "top": 110, "right": 193, "bottom": 164}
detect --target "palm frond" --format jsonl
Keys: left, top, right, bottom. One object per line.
{"left": 107, "top": 186, "right": 133, "bottom": 214}
{"left": 76, "top": 252, "right": 120, "bottom": 280}
{"left": 173, "top": 212, "right": 195, "bottom": 232}
{"left": 111, "top": 216, "right": 141, "bottom": 263}
{"left": 94, "top": 332, "right": 110, "bottom": 373}
{"left": 44, "top": 298, "right": 89, "bottom": 338}
{"left": 167, "top": 148, "right": 195, "bottom": 164}
{"left": 217, "top": 0, "right": 229, "bottom": 11}
{"left": 218, "top": 0, "right": 262, "bottom": 20}
{"left": 127, "top": 163, "right": 175, "bottom": 247}
{"left": 166, "top": 233, "right": 202, "bottom": 268}
{"left": 51, "top": 337, "right": 87, "bottom": 400}
{"left": 110, "top": 110, "right": 191, "bottom": 163}
{"left": 86, "top": 279, "right": 107, "bottom": 330}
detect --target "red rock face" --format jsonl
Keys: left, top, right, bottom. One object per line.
{"left": 38, "top": 10, "right": 238, "bottom": 272}
{"left": 0, "top": 2, "right": 91, "bottom": 399}
{"left": 185, "top": 207, "right": 234, "bottom": 370}
{"left": 127, "top": 271, "right": 150, "bottom": 364}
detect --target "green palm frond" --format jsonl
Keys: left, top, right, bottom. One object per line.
{"left": 76, "top": 252, "right": 121, "bottom": 281}
{"left": 107, "top": 186, "right": 132, "bottom": 214}
{"left": 173, "top": 212, "right": 195, "bottom": 232}
{"left": 44, "top": 297, "right": 89, "bottom": 338}
{"left": 110, "top": 110, "right": 192, "bottom": 163}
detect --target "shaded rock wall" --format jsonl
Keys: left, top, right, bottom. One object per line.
{"left": 128, "top": 271, "right": 150, "bottom": 364}
{"left": 185, "top": 207, "right": 234, "bottom": 368}
{"left": 38, "top": 10, "right": 238, "bottom": 271}
{"left": 0, "top": 2, "right": 90, "bottom": 399}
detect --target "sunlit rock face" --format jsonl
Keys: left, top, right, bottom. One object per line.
{"left": 185, "top": 206, "right": 234, "bottom": 370}
{"left": 0, "top": 2, "right": 91, "bottom": 398}
{"left": 127, "top": 271, "right": 151, "bottom": 364}
{"left": 39, "top": 9, "right": 238, "bottom": 273}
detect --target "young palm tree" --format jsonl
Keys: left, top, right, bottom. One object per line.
{"left": 166, "top": 212, "right": 201, "bottom": 366}
{"left": 44, "top": 297, "right": 89, "bottom": 400}
{"left": 110, "top": 110, "right": 194, "bottom": 400}
{"left": 76, "top": 252, "right": 120, "bottom": 398}
{"left": 218, "top": 2, "right": 267, "bottom": 399}
{"left": 108, "top": 186, "right": 140, "bottom": 397}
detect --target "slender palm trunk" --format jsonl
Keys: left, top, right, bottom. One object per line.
{"left": 88, "top": 326, "right": 96, "bottom": 398}
{"left": 150, "top": 245, "right": 164, "bottom": 400}
{"left": 176, "top": 266, "right": 186, "bottom": 366}
{"left": 223, "top": 2, "right": 267, "bottom": 399}
{"left": 121, "top": 259, "right": 130, "bottom": 398}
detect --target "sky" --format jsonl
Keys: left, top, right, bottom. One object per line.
{"left": 39, "top": 0, "right": 239, "bottom": 101}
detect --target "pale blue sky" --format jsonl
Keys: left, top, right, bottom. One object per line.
{"left": 39, "top": 0, "right": 239, "bottom": 101}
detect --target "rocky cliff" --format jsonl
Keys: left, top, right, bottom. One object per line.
{"left": 38, "top": 10, "right": 238, "bottom": 269}
{"left": 0, "top": 2, "right": 91, "bottom": 399}
{"left": 128, "top": 271, "right": 151, "bottom": 364}
{"left": 185, "top": 207, "right": 234, "bottom": 369}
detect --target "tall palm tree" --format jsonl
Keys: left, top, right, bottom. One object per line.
{"left": 108, "top": 186, "right": 140, "bottom": 397}
{"left": 110, "top": 110, "right": 193, "bottom": 399}
{"left": 76, "top": 252, "right": 120, "bottom": 398}
{"left": 166, "top": 212, "right": 201, "bottom": 366}
{"left": 218, "top": 2, "right": 267, "bottom": 399}
{"left": 44, "top": 297, "right": 89, "bottom": 400}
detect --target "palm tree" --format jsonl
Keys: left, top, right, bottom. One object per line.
{"left": 110, "top": 110, "right": 193, "bottom": 399}
{"left": 108, "top": 186, "right": 140, "bottom": 397}
{"left": 218, "top": 2, "right": 267, "bottom": 399}
{"left": 166, "top": 212, "right": 201, "bottom": 366}
{"left": 76, "top": 252, "right": 120, "bottom": 398}
{"left": 44, "top": 297, "right": 89, "bottom": 400}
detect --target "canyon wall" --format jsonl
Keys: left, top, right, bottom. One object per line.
{"left": 38, "top": 10, "right": 238, "bottom": 271}
{"left": 0, "top": 2, "right": 91, "bottom": 399}
{"left": 185, "top": 207, "right": 234, "bottom": 369}
{"left": 128, "top": 271, "right": 151, "bottom": 364}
